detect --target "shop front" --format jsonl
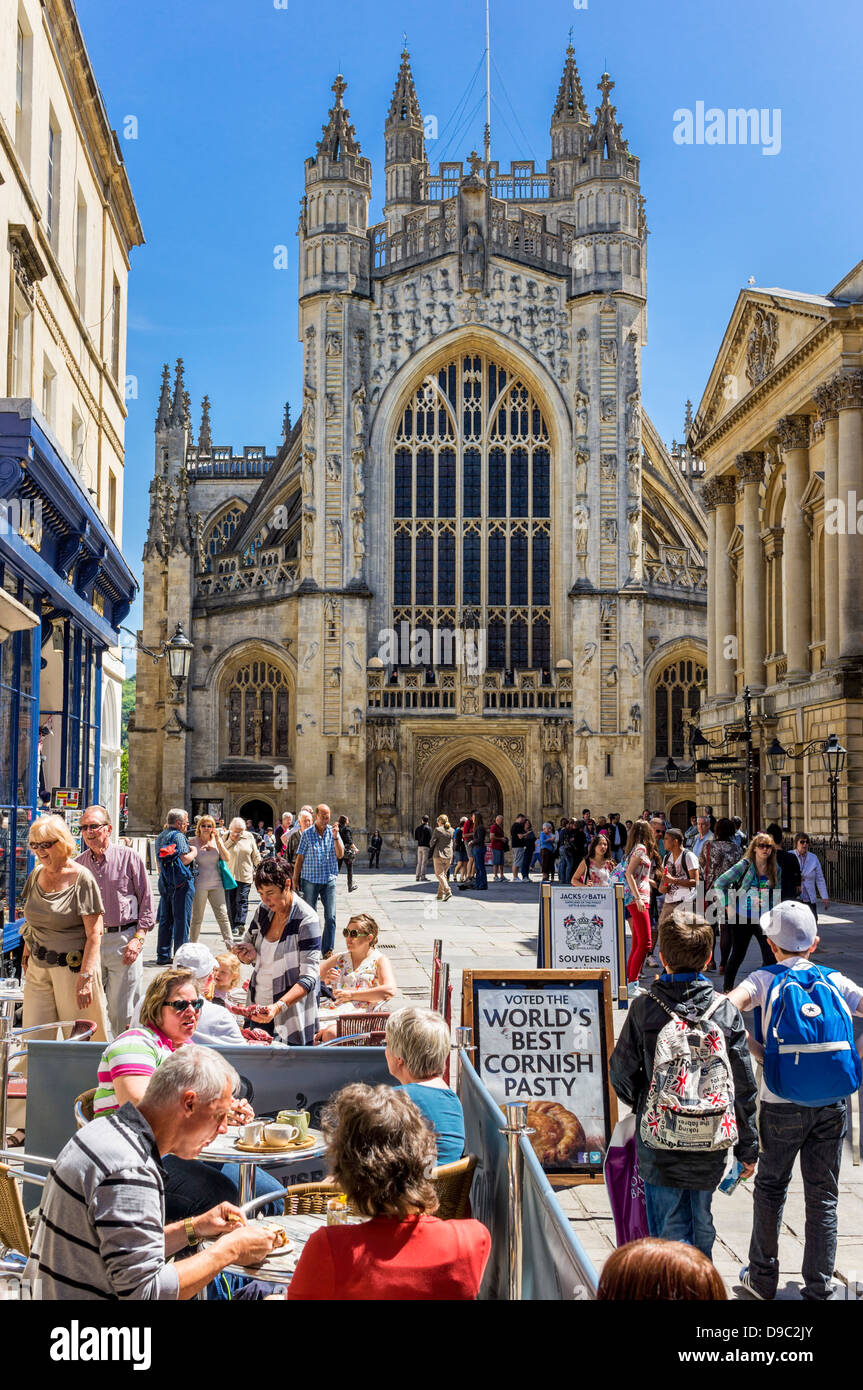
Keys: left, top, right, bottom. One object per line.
{"left": 0, "top": 403, "right": 136, "bottom": 950}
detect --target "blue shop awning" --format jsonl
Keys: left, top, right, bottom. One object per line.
{"left": 0, "top": 400, "right": 138, "bottom": 644}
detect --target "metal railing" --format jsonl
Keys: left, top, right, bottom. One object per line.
{"left": 803, "top": 838, "right": 863, "bottom": 905}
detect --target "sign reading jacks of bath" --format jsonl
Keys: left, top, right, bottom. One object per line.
{"left": 461, "top": 970, "right": 617, "bottom": 1185}
{"left": 538, "top": 883, "right": 627, "bottom": 1008}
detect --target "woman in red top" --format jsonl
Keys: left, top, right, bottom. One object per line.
{"left": 288, "top": 1084, "right": 489, "bottom": 1301}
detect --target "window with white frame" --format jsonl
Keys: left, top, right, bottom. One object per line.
{"left": 15, "top": 14, "right": 32, "bottom": 169}
{"left": 47, "top": 115, "right": 60, "bottom": 245}
{"left": 42, "top": 358, "right": 56, "bottom": 424}
{"left": 11, "top": 297, "right": 32, "bottom": 396}
{"left": 75, "top": 191, "right": 87, "bottom": 313}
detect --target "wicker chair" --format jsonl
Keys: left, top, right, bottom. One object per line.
{"left": 74, "top": 1088, "right": 97, "bottom": 1130}
{"left": 430, "top": 1156, "right": 477, "bottom": 1219}
{"left": 278, "top": 1156, "right": 477, "bottom": 1220}
{"left": 0, "top": 1163, "right": 30, "bottom": 1257}
{"left": 336, "top": 1012, "right": 388, "bottom": 1045}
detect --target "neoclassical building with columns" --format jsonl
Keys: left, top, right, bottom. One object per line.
{"left": 129, "top": 46, "right": 707, "bottom": 841}
{"left": 691, "top": 260, "right": 863, "bottom": 837}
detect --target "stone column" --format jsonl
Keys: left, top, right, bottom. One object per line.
{"left": 835, "top": 371, "right": 863, "bottom": 660}
{"left": 702, "top": 481, "right": 718, "bottom": 698}
{"left": 736, "top": 452, "right": 766, "bottom": 691}
{"left": 777, "top": 414, "right": 812, "bottom": 681}
{"left": 814, "top": 381, "right": 840, "bottom": 666}
{"left": 713, "top": 474, "right": 738, "bottom": 698}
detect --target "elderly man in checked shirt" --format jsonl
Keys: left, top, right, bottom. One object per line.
{"left": 294, "top": 803, "right": 344, "bottom": 957}
{"left": 76, "top": 804, "right": 155, "bottom": 1036}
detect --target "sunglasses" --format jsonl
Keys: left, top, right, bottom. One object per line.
{"left": 81, "top": 823, "right": 109, "bottom": 832}
{"left": 31, "top": 840, "right": 58, "bottom": 851}
{"left": 164, "top": 997, "right": 204, "bottom": 1014}
{"left": 343, "top": 928, "right": 370, "bottom": 939}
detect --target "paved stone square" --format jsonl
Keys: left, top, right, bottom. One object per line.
{"left": 148, "top": 863, "right": 863, "bottom": 1300}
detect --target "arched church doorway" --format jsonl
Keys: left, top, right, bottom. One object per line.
{"left": 668, "top": 799, "right": 696, "bottom": 832}
{"left": 437, "top": 760, "right": 502, "bottom": 825}
{"left": 239, "top": 798, "right": 275, "bottom": 831}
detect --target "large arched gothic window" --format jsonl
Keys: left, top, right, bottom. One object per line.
{"left": 204, "top": 504, "right": 245, "bottom": 571}
{"left": 224, "top": 660, "right": 291, "bottom": 760}
{"left": 654, "top": 657, "right": 706, "bottom": 759}
{"left": 392, "top": 355, "right": 551, "bottom": 669}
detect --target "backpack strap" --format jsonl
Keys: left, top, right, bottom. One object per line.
{"left": 700, "top": 996, "right": 725, "bottom": 1023}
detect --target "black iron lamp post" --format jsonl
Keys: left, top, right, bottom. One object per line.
{"left": 119, "top": 621, "right": 193, "bottom": 702}
{"left": 688, "top": 685, "right": 756, "bottom": 833}
{"left": 766, "top": 730, "right": 847, "bottom": 845}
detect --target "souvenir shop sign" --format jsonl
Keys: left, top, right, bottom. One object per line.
{"left": 538, "top": 883, "right": 627, "bottom": 1008}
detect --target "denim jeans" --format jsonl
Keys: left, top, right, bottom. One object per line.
{"left": 472, "top": 846, "right": 488, "bottom": 889}
{"left": 302, "top": 876, "right": 337, "bottom": 954}
{"left": 156, "top": 880, "right": 194, "bottom": 963}
{"left": 643, "top": 1182, "right": 717, "bottom": 1259}
{"left": 748, "top": 1101, "right": 846, "bottom": 1300}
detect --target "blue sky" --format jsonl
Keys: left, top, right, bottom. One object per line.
{"left": 75, "top": 0, "right": 862, "bottom": 646}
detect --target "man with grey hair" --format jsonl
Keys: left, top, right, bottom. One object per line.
{"left": 155, "top": 809, "right": 197, "bottom": 965}
{"left": 77, "top": 803, "right": 155, "bottom": 1035}
{"left": 283, "top": 805, "right": 314, "bottom": 876}
{"left": 25, "top": 1046, "right": 277, "bottom": 1299}
{"left": 274, "top": 810, "right": 294, "bottom": 856}
{"left": 222, "top": 816, "right": 261, "bottom": 939}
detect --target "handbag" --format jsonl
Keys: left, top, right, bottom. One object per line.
{"left": 603, "top": 1113, "right": 650, "bottom": 1246}
{"left": 217, "top": 857, "right": 238, "bottom": 892}
{"left": 344, "top": 843, "right": 358, "bottom": 862}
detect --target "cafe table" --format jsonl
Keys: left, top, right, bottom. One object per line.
{"left": 206, "top": 1210, "right": 367, "bottom": 1289}
{"left": 198, "top": 1126, "right": 326, "bottom": 1206}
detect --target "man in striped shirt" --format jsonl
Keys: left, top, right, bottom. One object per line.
{"left": 25, "top": 1047, "right": 276, "bottom": 1299}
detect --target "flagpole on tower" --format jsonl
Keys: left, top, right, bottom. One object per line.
{"left": 483, "top": 0, "right": 491, "bottom": 173}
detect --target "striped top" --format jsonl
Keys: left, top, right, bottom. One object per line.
{"left": 24, "top": 1103, "right": 179, "bottom": 1300}
{"left": 94, "top": 1027, "right": 176, "bottom": 1116}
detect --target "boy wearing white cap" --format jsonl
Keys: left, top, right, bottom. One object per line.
{"left": 728, "top": 900, "right": 863, "bottom": 1301}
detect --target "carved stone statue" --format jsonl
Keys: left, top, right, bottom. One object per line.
{"left": 629, "top": 703, "right": 642, "bottom": 732}
{"left": 543, "top": 761, "right": 563, "bottom": 809}
{"left": 600, "top": 338, "right": 617, "bottom": 364}
{"left": 352, "top": 449, "right": 365, "bottom": 496}
{"left": 574, "top": 505, "right": 589, "bottom": 578}
{"left": 600, "top": 395, "right": 617, "bottom": 422}
{"left": 303, "top": 387, "right": 316, "bottom": 434}
{"left": 325, "top": 332, "right": 342, "bottom": 356}
{"left": 376, "top": 758, "right": 397, "bottom": 809}
{"left": 627, "top": 450, "right": 641, "bottom": 492}
{"left": 461, "top": 221, "right": 485, "bottom": 292}
{"left": 577, "top": 641, "right": 597, "bottom": 674}
{"left": 574, "top": 390, "right": 589, "bottom": 437}
{"left": 601, "top": 517, "right": 617, "bottom": 544}
{"left": 626, "top": 391, "right": 641, "bottom": 441}
{"left": 302, "top": 449, "right": 315, "bottom": 498}
{"left": 352, "top": 384, "right": 366, "bottom": 440}
{"left": 627, "top": 506, "right": 641, "bottom": 553}
{"left": 575, "top": 450, "right": 588, "bottom": 496}
{"left": 302, "top": 508, "right": 315, "bottom": 559}
{"left": 325, "top": 393, "right": 337, "bottom": 419}
{"left": 326, "top": 454, "right": 341, "bottom": 481}
{"left": 600, "top": 453, "right": 617, "bottom": 481}
{"left": 352, "top": 506, "right": 366, "bottom": 558}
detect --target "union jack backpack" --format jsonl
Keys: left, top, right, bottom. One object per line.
{"left": 640, "top": 993, "right": 738, "bottom": 1152}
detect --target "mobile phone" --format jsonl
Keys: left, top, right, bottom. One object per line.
{"left": 718, "top": 1159, "right": 746, "bottom": 1195}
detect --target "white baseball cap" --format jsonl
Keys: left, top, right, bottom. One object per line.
{"left": 173, "top": 942, "right": 217, "bottom": 979}
{"left": 759, "top": 900, "right": 817, "bottom": 954}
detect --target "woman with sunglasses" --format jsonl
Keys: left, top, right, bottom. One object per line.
{"left": 714, "top": 833, "right": 781, "bottom": 991}
{"left": 93, "top": 969, "right": 255, "bottom": 1220}
{"left": 316, "top": 913, "right": 396, "bottom": 1043}
{"left": 8, "top": 816, "right": 110, "bottom": 1144}
{"left": 190, "top": 815, "right": 233, "bottom": 951}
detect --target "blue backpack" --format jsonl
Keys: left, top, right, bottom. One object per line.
{"left": 758, "top": 962, "right": 862, "bottom": 1106}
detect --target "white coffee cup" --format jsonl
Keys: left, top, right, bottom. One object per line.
{"left": 263, "top": 1122, "right": 299, "bottom": 1148}
{"left": 241, "top": 1121, "right": 265, "bottom": 1147}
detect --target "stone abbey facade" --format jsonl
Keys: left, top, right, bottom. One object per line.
{"left": 129, "top": 45, "right": 708, "bottom": 843}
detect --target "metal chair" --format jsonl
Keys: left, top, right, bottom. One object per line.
{"left": 74, "top": 1087, "right": 97, "bottom": 1130}
{"left": 2, "top": 1019, "right": 97, "bottom": 1142}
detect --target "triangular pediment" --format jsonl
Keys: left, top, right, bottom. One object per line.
{"left": 693, "top": 289, "right": 836, "bottom": 441}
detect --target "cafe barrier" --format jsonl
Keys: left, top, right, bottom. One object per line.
{"left": 459, "top": 1049, "right": 599, "bottom": 1300}
{"left": 23, "top": 1040, "right": 393, "bottom": 1204}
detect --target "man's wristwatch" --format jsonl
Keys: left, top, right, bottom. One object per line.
{"left": 78, "top": 971, "right": 93, "bottom": 982}
{"left": 184, "top": 1216, "right": 199, "bottom": 1249}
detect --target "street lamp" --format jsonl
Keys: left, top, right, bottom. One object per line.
{"left": 764, "top": 731, "right": 846, "bottom": 844}
{"left": 119, "top": 621, "right": 194, "bottom": 701}
{"left": 690, "top": 685, "right": 756, "bottom": 835}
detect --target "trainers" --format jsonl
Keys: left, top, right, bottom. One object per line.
{"left": 626, "top": 982, "right": 643, "bottom": 1001}
{"left": 738, "top": 1267, "right": 767, "bottom": 1300}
